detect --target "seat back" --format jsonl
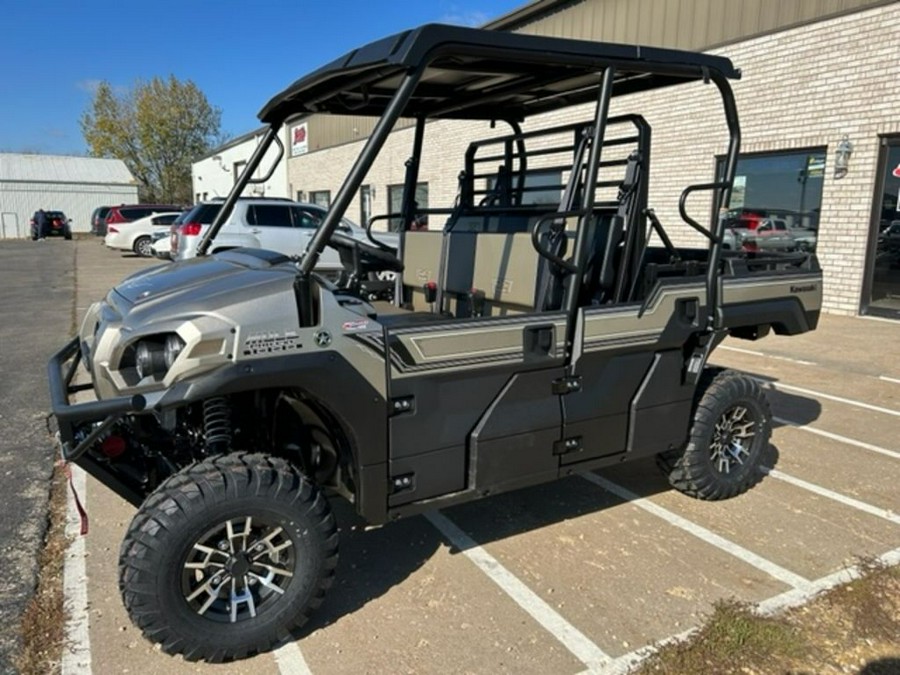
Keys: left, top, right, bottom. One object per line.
{"left": 470, "top": 232, "right": 542, "bottom": 315}
{"left": 440, "top": 212, "right": 550, "bottom": 317}
{"left": 401, "top": 230, "right": 444, "bottom": 310}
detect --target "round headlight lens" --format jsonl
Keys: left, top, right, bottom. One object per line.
{"left": 135, "top": 341, "right": 166, "bottom": 380}
{"left": 164, "top": 334, "right": 186, "bottom": 369}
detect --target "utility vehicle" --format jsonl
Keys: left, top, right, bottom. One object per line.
{"left": 49, "top": 24, "right": 822, "bottom": 662}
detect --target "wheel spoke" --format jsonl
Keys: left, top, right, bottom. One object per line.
{"left": 187, "top": 573, "right": 227, "bottom": 604}
{"left": 248, "top": 571, "right": 286, "bottom": 595}
{"left": 229, "top": 577, "right": 257, "bottom": 623}
{"left": 252, "top": 562, "right": 294, "bottom": 578}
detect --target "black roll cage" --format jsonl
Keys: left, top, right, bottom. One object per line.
{"left": 199, "top": 25, "right": 741, "bottom": 332}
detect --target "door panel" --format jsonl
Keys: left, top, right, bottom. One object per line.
{"left": 384, "top": 313, "right": 567, "bottom": 506}
{"left": 565, "top": 281, "right": 706, "bottom": 466}
{"left": 249, "top": 204, "right": 298, "bottom": 254}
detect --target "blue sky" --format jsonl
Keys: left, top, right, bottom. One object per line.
{"left": 0, "top": 0, "right": 525, "bottom": 155}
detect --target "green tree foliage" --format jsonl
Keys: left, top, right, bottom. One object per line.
{"left": 81, "top": 76, "right": 223, "bottom": 203}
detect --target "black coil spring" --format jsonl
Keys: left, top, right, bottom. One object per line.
{"left": 202, "top": 397, "right": 232, "bottom": 450}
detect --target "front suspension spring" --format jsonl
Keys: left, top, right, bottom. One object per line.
{"left": 202, "top": 397, "right": 232, "bottom": 452}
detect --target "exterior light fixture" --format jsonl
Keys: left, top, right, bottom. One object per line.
{"left": 833, "top": 136, "right": 853, "bottom": 179}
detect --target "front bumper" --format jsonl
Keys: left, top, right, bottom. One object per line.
{"left": 48, "top": 337, "right": 147, "bottom": 460}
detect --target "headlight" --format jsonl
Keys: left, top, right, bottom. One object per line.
{"left": 135, "top": 341, "right": 167, "bottom": 380}
{"left": 164, "top": 334, "right": 185, "bottom": 369}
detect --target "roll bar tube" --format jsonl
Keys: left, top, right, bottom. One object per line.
{"left": 298, "top": 66, "right": 425, "bottom": 277}
{"left": 706, "top": 72, "right": 741, "bottom": 330}
{"left": 197, "top": 126, "right": 283, "bottom": 256}
{"left": 563, "top": 66, "right": 615, "bottom": 323}
{"left": 398, "top": 117, "right": 426, "bottom": 231}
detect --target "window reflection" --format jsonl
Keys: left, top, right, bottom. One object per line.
{"left": 718, "top": 149, "right": 826, "bottom": 253}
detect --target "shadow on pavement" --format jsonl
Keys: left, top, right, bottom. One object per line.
{"left": 297, "top": 371, "right": 818, "bottom": 635}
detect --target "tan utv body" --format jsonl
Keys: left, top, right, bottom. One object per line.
{"left": 49, "top": 24, "right": 822, "bottom": 663}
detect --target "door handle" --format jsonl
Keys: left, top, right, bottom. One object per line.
{"left": 251, "top": 228, "right": 261, "bottom": 234}
{"left": 677, "top": 298, "right": 699, "bottom": 326}
{"left": 524, "top": 324, "right": 555, "bottom": 360}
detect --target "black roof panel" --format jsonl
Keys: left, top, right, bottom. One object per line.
{"left": 259, "top": 24, "right": 740, "bottom": 124}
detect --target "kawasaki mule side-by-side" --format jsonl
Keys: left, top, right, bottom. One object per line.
{"left": 49, "top": 24, "right": 821, "bottom": 661}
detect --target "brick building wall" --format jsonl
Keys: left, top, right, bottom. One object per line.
{"left": 288, "top": 2, "right": 900, "bottom": 314}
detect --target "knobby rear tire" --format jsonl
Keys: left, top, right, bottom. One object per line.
{"left": 657, "top": 369, "right": 772, "bottom": 500}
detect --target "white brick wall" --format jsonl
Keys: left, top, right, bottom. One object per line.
{"left": 288, "top": 3, "right": 900, "bottom": 314}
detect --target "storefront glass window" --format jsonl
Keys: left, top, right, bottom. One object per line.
{"left": 717, "top": 149, "right": 826, "bottom": 253}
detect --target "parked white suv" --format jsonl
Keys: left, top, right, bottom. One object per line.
{"left": 171, "top": 198, "right": 397, "bottom": 271}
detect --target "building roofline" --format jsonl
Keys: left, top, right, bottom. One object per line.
{"left": 195, "top": 114, "right": 306, "bottom": 163}
{"left": 481, "top": 0, "right": 573, "bottom": 30}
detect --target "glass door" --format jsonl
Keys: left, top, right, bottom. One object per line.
{"left": 863, "top": 138, "right": 900, "bottom": 318}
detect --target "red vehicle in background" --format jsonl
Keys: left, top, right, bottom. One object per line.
{"left": 103, "top": 204, "right": 184, "bottom": 231}
{"left": 720, "top": 208, "right": 798, "bottom": 253}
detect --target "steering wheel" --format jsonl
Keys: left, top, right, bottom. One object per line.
{"left": 329, "top": 232, "right": 404, "bottom": 275}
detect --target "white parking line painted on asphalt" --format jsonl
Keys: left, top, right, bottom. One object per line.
{"left": 774, "top": 416, "right": 900, "bottom": 460}
{"left": 593, "top": 545, "right": 900, "bottom": 675}
{"left": 581, "top": 473, "right": 812, "bottom": 591}
{"left": 62, "top": 465, "right": 92, "bottom": 675}
{"left": 879, "top": 375, "right": 900, "bottom": 385}
{"left": 424, "top": 510, "right": 613, "bottom": 671}
{"left": 719, "top": 345, "right": 817, "bottom": 366}
{"left": 274, "top": 642, "right": 313, "bottom": 675}
{"left": 762, "top": 468, "right": 900, "bottom": 525}
{"left": 760, "top": 380, "right": 900, "bottom": 417}
{"left": 757, "top": 545, "right": 900, "bottom": 615}
{"left": 579, "top": 627, "right": 696, "bottom": 675}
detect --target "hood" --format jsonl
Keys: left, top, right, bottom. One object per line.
{"left": 112, "top": 249, "right": 297, "bottom": 311}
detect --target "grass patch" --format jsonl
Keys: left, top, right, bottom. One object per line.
{"left": 640, "top": 600, "right": 804, "bottom": 674}
{"left": 637, "top": 559, "right": 900, "bottom": 675}
{"left": 15, "top": 465, "right": 68, "bottom": 675}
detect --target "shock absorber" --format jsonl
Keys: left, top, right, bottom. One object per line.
{"left": 202, "top": 397, "right": 232, "bottom": 454}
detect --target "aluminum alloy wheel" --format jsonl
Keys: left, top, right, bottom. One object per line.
{"left": 709, "top": 405, "right": 756, "bottom": 474}
{"left": 181, "top": 516, "right": 295, "bottom": 624}
{"left": 135, "top": 237, "right": 153, "bottom": 257}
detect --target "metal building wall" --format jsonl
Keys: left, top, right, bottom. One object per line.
{"left": 500, "top": 0, "right": 889, "bottom": 49}
{"left": 305, "top": 115, "right": 415, "bottom": 153}
{"left": 0, "top": 181, "right": 139, "bottom": 237}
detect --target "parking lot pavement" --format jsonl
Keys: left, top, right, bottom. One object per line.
{"left": 0, "top": 240, "right": 76, "bottom": 672}
{"left": 50, "top": 240, "right": 900, "bottom": 674}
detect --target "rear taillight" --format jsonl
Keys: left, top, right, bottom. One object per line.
{"left": 108, "top": 226, "right": 119, "bottom": 233}
{"left": 180, "top": 222, "right": 202, "bottom": 236}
